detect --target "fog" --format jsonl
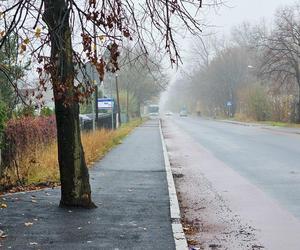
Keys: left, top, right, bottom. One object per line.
{"left": 160, "top": 0, "right": 299, "bottom": 115}
{"left": 207, "top": 0, "right": 295, "bottom": 34}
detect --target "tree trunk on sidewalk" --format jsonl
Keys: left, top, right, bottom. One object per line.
{"left": 43, "top": 0, "right": 96, "bottom": 208}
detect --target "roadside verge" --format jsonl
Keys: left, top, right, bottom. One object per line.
{"left": 159, "top": 119, "right": 188, "bottom": 250}
{"left": 218, "top": 119, "right": 300, "bottom": 135}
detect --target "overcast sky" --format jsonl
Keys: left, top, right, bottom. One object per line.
{"left": 205, "top": 0, "right": 297, "bottom": 35}
{"left": 176, "top": 0, "right": 299, "bottom": 66}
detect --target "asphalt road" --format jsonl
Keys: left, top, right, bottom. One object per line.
{"left": 168, "top": 116, "right": 300, "bottom": 219}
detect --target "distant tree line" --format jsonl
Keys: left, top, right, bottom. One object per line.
{"left": 166, "top": 1, "right": 300, "bottom": 123}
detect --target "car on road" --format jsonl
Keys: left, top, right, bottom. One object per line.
{"left": 79, "top": 114, "right": 92, "bottom": 130}
{"left": 165, "top": 111, "right": 173, "bottom": 116}
{"left": 179, "top": 110, "right": 188, "bottom": 117}
{"left": 147, "top": 104, "right": 159, "bottom": 119}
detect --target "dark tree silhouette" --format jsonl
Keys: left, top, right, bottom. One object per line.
{"left": 258, "top": 4, "right": 300, "bottom": 122}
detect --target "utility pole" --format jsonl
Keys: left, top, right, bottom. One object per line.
{"left": 91, "top": 71, "right": 96, "bottom": 131}
{"left": 110, "top": 75, "right": 114, "bottom": 129}
{"left": 126, "top": 82, "right": 129, "bottom": 122}
{"left": 93, "top": 21, "right": 98, "bottom": 129}
{"left": 115, "top": 73, "right": 121, "bottom": 126}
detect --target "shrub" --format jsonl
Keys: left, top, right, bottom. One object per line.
{"left": 0, "top": 102, "right": 8, "bottom": 178}
{"left": 40, "top": 106, "right": 54, "bottom": 116}
{"left": 237, "top": 84, "right": 271, "bottom": 121}
{"left": 0, "top": 118, "right": 143, "bottom": 189}
{"left": 13, "top": 105, "right": 36, "bottom": 118}
{"left": 1, "top": 116, "right": 56, "bottom": 169}
{"left": 0, "top": 101, "right": 8, "bottom": 139}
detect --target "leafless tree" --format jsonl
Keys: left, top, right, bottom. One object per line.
{"left": 257, "top": 3, "right": 300, "bottom": 122}
{"left": 117, "top": 49, "right": 167, "bottom": 117}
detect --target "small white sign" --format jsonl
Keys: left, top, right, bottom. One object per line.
{"left": 98, "top": 98, "right": 114, "bottom": 109}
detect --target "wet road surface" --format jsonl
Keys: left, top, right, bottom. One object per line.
{"left": 170, "top": 116, "right": 300, "bottom": 219}
{"left": 162, "top": 116, "right": 300, "bottom": 250}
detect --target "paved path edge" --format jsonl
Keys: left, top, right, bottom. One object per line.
{"left": 159, "top": 119, "right": 188, "bottom": 250}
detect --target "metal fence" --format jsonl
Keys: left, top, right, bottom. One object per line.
{"left": 80, "top": 113, "right": 117, "bottom": 131}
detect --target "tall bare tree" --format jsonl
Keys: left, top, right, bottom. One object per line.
{"left": 258, "top": 4, "right": 300, "bottom": 122}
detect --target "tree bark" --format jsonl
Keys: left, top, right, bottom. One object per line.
{"left": 43, "top": 0, "right": 96, "bottom": 208}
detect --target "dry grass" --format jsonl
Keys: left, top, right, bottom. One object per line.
{"left": 232, "top": 114, "right": 300, "bottom": 128}
{"left": 233, "top": 113, "right": 257, "bottom": 123}
{"left": 1, "top": 119, "right": 143, "bottom": 187}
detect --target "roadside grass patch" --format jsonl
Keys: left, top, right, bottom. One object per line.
{"left": 260, "top": 121, "right": 300, "bottom": 128}
{"left": 231, "top": 114, "right": 300, "bottom": 128}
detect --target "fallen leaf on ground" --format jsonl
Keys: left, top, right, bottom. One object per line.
{"left": 0, "top": 234, "right": 7, "bottom": 239}
{"left": 0, "top": 230, "right": 7, "bottom": 239}
{"left": 187, "top": 239, "right": 198, "bottom": 245}
{"left": 0, "top": 203, "right": 7, "bottom": 209}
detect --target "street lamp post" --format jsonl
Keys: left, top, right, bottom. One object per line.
{"left": 91, "top": 72, "right": 96, "bottom": 131}
{"left": 115, "top": 73, "right": 121, "bottom": 126}
{"left": 93, "top": 22, "right": 98, "bottom": 130}
{"left": 126, "top": 81, "right": 129, "bottom": 122}
{"left": 110, "top": 75, "right": 114, "bottom": 129}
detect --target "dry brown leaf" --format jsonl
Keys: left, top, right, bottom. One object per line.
{"left": 35, "top": 27, "right": 41, "bottom": 38}
{"left": 0, "top": 203, "right": 7, "bottom": 209}
{"left": 24, "top": 38, "right": 30, "bottom": 44}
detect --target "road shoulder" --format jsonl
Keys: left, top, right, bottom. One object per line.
{"left": 159, "top": 120, "right": 188, "bottom": 250}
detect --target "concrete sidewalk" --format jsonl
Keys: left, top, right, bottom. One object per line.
{"left": 0, "top": 120, "right": 176, "bottom": 250}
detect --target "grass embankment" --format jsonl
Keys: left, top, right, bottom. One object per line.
{"left": 259, "top": 121, "right": 300, "bottom": 128}
{"left": 231, "top": 115, "right": 300, "bottom": 128}
{"left": 4, "top": 119, "right": 143, "bottom": 187}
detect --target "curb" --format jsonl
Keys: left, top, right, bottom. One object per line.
{"left": 159, "top": 119, "right": 188, "bottom": 250}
